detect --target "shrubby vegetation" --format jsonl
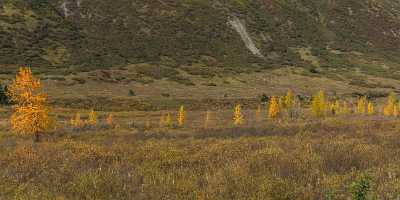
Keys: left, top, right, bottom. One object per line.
{"left": 2, "top": 0, "right": 400, "bottom": 81}
{"left": 0, "top": 84, "right": 10, "bottom": 105}
{"left": 0, "top": 67, "right": 400, "bottom": 199}
{"left": 1, "top": 115, "right": 400, "bottom": 199}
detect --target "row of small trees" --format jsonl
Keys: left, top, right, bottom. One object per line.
{"left": 70, "top": 110, "right": 116, "bottom": 129}
{"left": 72, "top": 106, "right": 186, "bottom": 130}
{"left": 310, "top": 90, "right": 375, "bottom": 117}
{"left": 233, "top": 90, "right": 297, "bottom": 125}
{"left": 230, "top": 90, "right": 400, "bottom": 126}
{"left": 68, "top": 90, "right": 400, "bottom": 130}
{"left": 310, "top": 90, "right": 400, "bottom": 117}
{"left": 6, "top": 67, "right": 400, "bottom": 141}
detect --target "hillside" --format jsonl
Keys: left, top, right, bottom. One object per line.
{"left": 2, "top": 0, "right": 400, "bottom": 108}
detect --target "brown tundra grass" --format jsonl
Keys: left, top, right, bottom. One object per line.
{"left": 0, "top": 111, "right": 400, "bottom": 199}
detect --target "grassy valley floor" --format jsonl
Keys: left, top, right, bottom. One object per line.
{"left": 1, "top": 112, "right": 400, "bottom": 199}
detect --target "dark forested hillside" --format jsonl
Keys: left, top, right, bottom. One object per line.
{"left": 2, "top": 0, "right": 400, "bottom": 78}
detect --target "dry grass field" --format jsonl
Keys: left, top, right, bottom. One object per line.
{"left": 1, "top": 67, "right": 400, "bottom": 199}
{"left": 1, "top": 106, "right": 400, "bottom": 199}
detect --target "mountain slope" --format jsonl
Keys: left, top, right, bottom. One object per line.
{"left": 2, "top": 0, "right": 400, "bottom": 105}
{"left": 1, "top": 1, "right": 400, "bottom": 69}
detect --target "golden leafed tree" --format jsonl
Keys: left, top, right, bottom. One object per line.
{"left": 311, "top": 92, "right": 321, "bottom": 117}
{"left": 318, "top": 90, "right": 327, "bottom": 113}
{"left": 204, "top": 110, "right": 211, "bottom": 128}
{"left": 106, "top": 113, "right": 115, "bottom": 128}
{"left": 8, "top": 67, "right": 51, "bottom": 142}
{"left": 284, "top": 90, "right": 299, "bottom": 119}
{"left": 70, "top": 114, "right": 75, "bottom": 127}
{"left": 71, "top": 112, "right": 83, "bottom": 128}
{"left": 331, "top": 100, "right": 340, "bottom": 115}
{"left": 177, "top": 105, "right": 185, "bottom": 127}
{"left": 268, "top": 96, "right": 280, "bottom": 119}
{"left": 278, "top": 96, "right": 285, "bottom": 110}
{"left": 394, "top": 105, "right": 399, "bottom": 117}
{"left": 283, "top": 89, "right": 295, "bottom": 110}
{"left": 311, "top": 90, "right": 327, "bottom": 117}
{"left": 255, "top": 104, "right": 262, "bottom": 123}
{"left": 357, "top": 96, "right": 367, "bottom": 115}
{"left": 367, "top": 102, "right": 375, "bottom": 115}
{"left": 233, "top": 104, "right": 244, "bottom": 126}
{"left": 384, "top": 92, "right": 397, "bottom": 116}
{"left": 166, "top": 113, "right": 173, "bottom": 128}
{"left": 87, "top": 109, "right": 98, "bottom": 126}
{"left": 341, "top": 101, "right": 351, "bottom": 115}
{"left": 383, "top": 106, "right": 392, "bottom": 117}
{"left": 389, "top": 92, "right": 397, "bottom": 104}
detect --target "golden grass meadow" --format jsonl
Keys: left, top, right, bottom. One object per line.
{"left": 0, "top": 67, "right": 400, "bottom": 199}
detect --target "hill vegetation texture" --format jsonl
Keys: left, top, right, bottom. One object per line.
{"left": 2, "top": 0, "right": 400, "bottom": 77}
{"left": 3, "top": 0, "right": 400, "bottom": 110}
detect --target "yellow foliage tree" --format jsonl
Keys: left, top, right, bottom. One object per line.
{"left": 177, "top": 105, "right": 185, "bottom": 127}
{"left": 384, "top": 92, "right": 397, "bottom": 116}
{"left": 284, "top": 90, "right": 299, "bottom": 119}
{"left": 87, "top": 109, "right": 98, "bottom": 126}
{"left": 255, "top": 104, "right": 262, "bottom": 123}
{"left": 283, "top": 90, "right": 295, "bottom": 109}
{"left": 383, "top": 106, "right": 392, "bottom": 116}
{"left": 326, "top": 101, "right": 333, "bottom": 115}
{"left": 106, "top": 113, "right": 115, "bottom": 127}
{"left": 394, "top": 106, "right": 399, "bottom": 117}
{"left": 357, "top": 96, "right": 367, "bottom": 115}
{"left": 204, "top": 110, "right": 211, "bottom": 128}
{"left": 311, "top": 90, "right": 327, "bottom": 117}
{"left": 331, "top": 100, "right": 340, "bottom": 115}
{"left": 233, "top": 104, "right": 244, "bottom": 126}
{"left": 70, "top": 114, "right": 75, "bottom": 127}
{"left": 166, "top": 113, "right": 173, "bottom": 128}
{"left": 341, "top": 101, "right": 351, "bottom": 115}
{"left": 278, "top": 96, "right": 285, "bottom": 110}
{"left": 71, "top": 112, "right": 83, "bottom": 128}
{"left": 8, "top": 67, "right": 51, "bottom": 142}
{"left": 268, "top": 96, "right": 280, "bottom": 119}
{"left": 367, "top": 102, "right": 375, "bottom": 115}
{"left": 389, "top": 92, "right": 397, "bottom": 104}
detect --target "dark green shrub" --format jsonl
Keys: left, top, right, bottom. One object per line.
{"left": 350, "top": 174, "right": 370, "bottom": 200}
{"left": 128, "top": 90, "right": 136, "bottom": 96}
{"left": 0, "top": 84, "right": 11, "bottom": 105}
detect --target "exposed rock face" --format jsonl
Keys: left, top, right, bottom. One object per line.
{"left": 228, "top": 16, "right": 264, "bottom": 58}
